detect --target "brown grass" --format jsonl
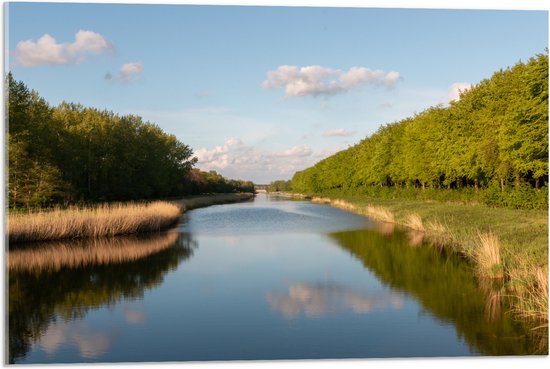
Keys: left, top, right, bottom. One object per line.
{"left": 473, "top": 231, "right": 504, "bottom": 279}
{"left": 311, "top": 196, "right": 332, "bottom": 204}
{"left": 8, "top": 230, "right": 179, "bottom": 272}
{"left": 332, "top": 199, "right": 359, "bottom": 212}
{"left": 365, "top": 205, "right": 395, "bottom": 223}
{"left": 311, "top": 197, "right": 395, "bottom": 224}
{"left": 8, "top": 201, "right": 182, "bottom": 244}
{"left": 404, "top": 213, "right": 425, "bottom": 232}
{"left": 508, "top": 265, "right": 549, "bottom": 327}
{"left": 426, "top": 219, "right": 448, "bottom": 233}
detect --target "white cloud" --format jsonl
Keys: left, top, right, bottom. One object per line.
{"left": 195, "top": 139, "right": 321, "bottom": 182}
{"left": 448, "top": 82, "right": 472, "bottom": 102}
{"left": 194, "top": 137, "right": 245, "bottom": 170}
{"left": 323, "top": 128, "right": 356, "bottom": 137}
{"left": 262, "top": 65, "right": 401, "bottom": 98}
{"left": 13, "top": 30, "right": 112, "bottom": 67}
{"left": 272, "top": 144, "right": 312, "bottom": 157}
{"left": 118, "top": 62, "right": 143, "bottom": 82}
{"left": 225, "top": 137, "right": 243, "bottom": 146}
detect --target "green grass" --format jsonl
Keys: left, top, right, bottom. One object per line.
{"left": 330, "top": 194, "right": 548, "bottom": 269}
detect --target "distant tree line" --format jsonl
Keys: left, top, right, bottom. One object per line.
{"left": 266, "top": 180, "right": 292, "bottom": 192}
{"left": 6, "top": 74, "right": 253, "bottom": 208}
{"left": 183, "top": 169, "right": 254, "bottom": 194}
{"left": 291, "top": 52, "right": 548, "bottom": 209}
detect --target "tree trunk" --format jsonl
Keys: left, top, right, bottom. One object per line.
{"left": 500, "top": 178, "right": 505, "bottom": 192}
{"left": 514, "top": 174, "right": 521, "bottom": 189}
{"left": 474, "top": 178, "right": 479, "bottom": 192}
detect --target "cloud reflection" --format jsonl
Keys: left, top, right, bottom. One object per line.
{"left": 39, "top": 321, "right": 118, "bottom": 359}
{"left": 123, "top": 305, "right": 146, "bottom": 324}
{"left": 266, "top": 282, "right": 402, "bottom": 318}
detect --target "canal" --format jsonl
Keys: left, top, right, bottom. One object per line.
{"left": 8, "top": 194, "right": 539, "bottom": 363}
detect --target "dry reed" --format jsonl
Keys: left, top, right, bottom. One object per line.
{"left": 404, "top": 213, "right": 425, "bottom": 232}
{"left": 473, "top": 231, "right": 503, "bottom": 279}
{"left": 426, "top": 219, "right": 448, "bottom": 233}
{"left": 331, "top": 199, "right": 358, "bottom": 212}
{"left": 508, "top": 266, "right": 548, "bottom": 327}
{"left": 8, "top": 201, "right": 181, "bottom": 243}
{"left": 311, "top": 196, "right": 332, "bottom": 204}
{"left": 8, "top": 230, "right": 179, "bottom": 272}
{"left": 365, "top": 205, "right": 395, "bottom": 223}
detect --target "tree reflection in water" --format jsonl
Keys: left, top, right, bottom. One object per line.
{"left": 8, "top": 230, "right": 196, "bottom": 363}
{"left": 329, "top": 228, "right": 547, "bottom": 356}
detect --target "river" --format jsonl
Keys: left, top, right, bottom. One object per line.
{"left": 7, "top": 194, "right": 542, "bottom": 363}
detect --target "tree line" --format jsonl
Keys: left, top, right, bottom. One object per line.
{"left": 184, "top": 169, "right": 254, "bottom": 195}
{"left": 6, "top": 74, "right": 253, "bottom": 208}
{"left": 266, "top": 180, "right": 292, "bottom": 192}
{"left": 291, "top": 52, "right": 548, "bottom": 209}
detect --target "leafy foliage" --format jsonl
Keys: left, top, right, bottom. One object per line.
{"left": 291, "top": 52, "right": 548, "bottom": 209}
{"left": 266, "top": 179, "right": 292, "bottom": 192}
{"left": 182, "top": 169, "right": 254, "bottom": 194}
{"left": 6, "top": 75, "right": 252, "bottom": 208}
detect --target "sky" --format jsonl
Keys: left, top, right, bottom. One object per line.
{"left": 4, "top": 0, "right": 549, "bottom": 184}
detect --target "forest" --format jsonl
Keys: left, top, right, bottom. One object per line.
{"left": 291, "top": 52, "right": 548, "bottom": 209}
{"left": 6, "top": 74, "right": 254, "bottom": 208}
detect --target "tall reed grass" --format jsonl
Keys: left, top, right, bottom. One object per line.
{"left": 404, "top": 213, "right": 425, "bottom": 232}
{"left": 8, "top": 201, "right": 181, "bottom": 244}
{"left": 474, "top": 231, "right": 503, "bottom": 279}
{"left": 365, "top": 205, "right": 395, "bottom": 223}
{"left": 8, "top": 230, "right": 179, "bottom": 272}
{"left": 509, "top": 266, "right": 549, "bottom": 326}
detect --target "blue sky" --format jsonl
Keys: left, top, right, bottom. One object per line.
{"left": 6, "top": 1, "right": 549, "bottom": 183}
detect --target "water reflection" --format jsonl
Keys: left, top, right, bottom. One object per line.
{"left": 9, "top": 195, "right": 546, "bottom": 362}
{"left": 8, "top": 231, "right": 196, "bottom": 363}
{"left": 38, "top": 321, "right": 119, "bottom": 360}
{"left": 8, "top": 230, "right": 180, "bottom": 272}
{"left": 266, "top": 282, "right": 402, "bottom": 318}
{"left": 329, "top": 228, "right": 546, "bottom": 355}
{"left": 123, "top": 305, "right": 146, "bottom": 324}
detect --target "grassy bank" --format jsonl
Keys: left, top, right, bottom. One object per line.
{"left": 296, "top": 193, "right": 548, "bottom": 331}
{"left": 8, "top": 193, "right": 254, "bottom": 244}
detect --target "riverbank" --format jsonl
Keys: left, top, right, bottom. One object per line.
{"left": 168, "top": 192, "right": 254, "bottom": 212}
{"left": 285, "top": 192, "right": 548, "bottom": 331}
{"left": 8, "top": 193, "right": 254, "bottom": 244}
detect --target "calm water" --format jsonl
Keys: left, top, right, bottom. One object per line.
{"left": 8, "top": 194, "right": 542, "bottom": 363}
